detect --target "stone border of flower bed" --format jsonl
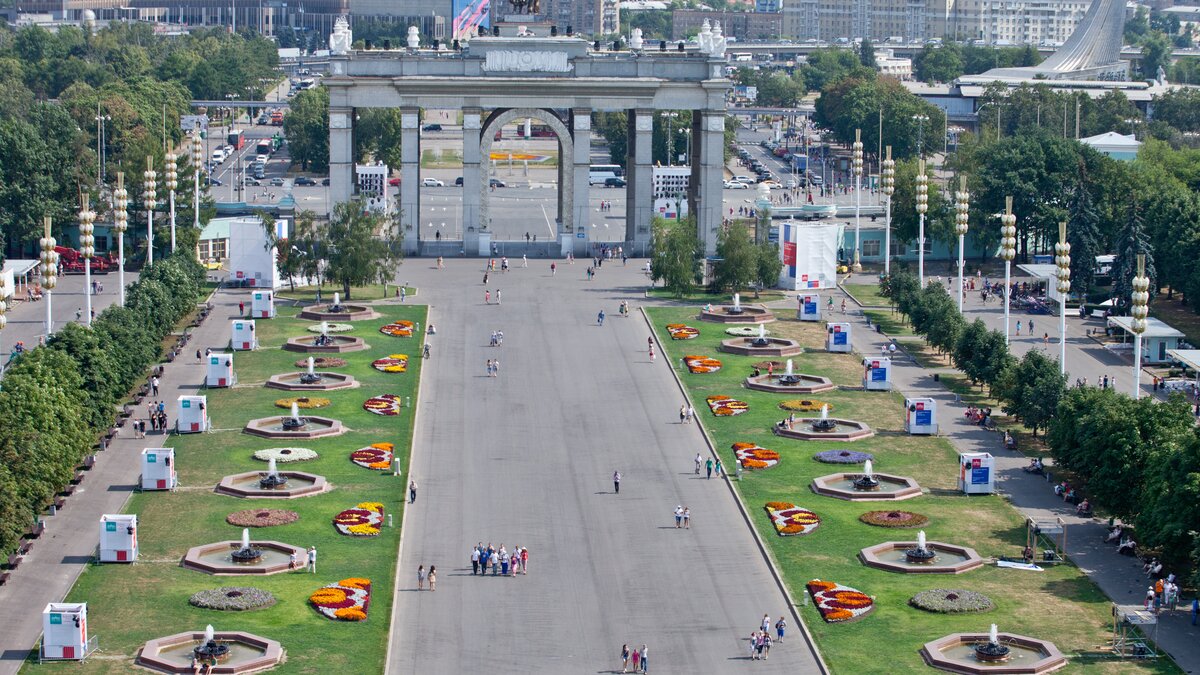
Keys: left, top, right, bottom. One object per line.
{"left": 189, "top": 587, "right": 277, "bottom": 611}
{"left": 225, "top": 509, "right": 300, "bottom": 528}
{"left": 858, "top": 510, "right": 930, "bottom": 528}
{"left": 909, "top": 589, "right": 994, "bottom": 614}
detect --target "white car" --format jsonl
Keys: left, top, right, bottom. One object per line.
{"left": 724, "top": 181, "right": 750, "bottom": 189}
{"left": 761, "top": 180, "right": 784, "bottom": 190}
{"left": 731, "top": 175, "right": 753, "bottom": 183}
{"left": 421, "top": 178, "right": 445, "bottom": 187}
{"left": 784, "top": 179, "right": 799, "bottom": 189}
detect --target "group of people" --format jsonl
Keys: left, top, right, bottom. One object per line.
{"left": 1052, "top": 480, "right": 1083, "bottom": 506}
{"left": 748, "top": 614, "right": 786, "bottom": 660}
{"left": 672, "top": 505, "right": 692, "bottom": 529}
{"left": 485, "top": 359, "right": 501, "bottom": 377}
{"left": 1106, "top": 524, "right": 1138, "bottom": 556}
{"left": 470, "top": 542, "right": 529, "bottom": 576}
{"left": 416, "top": 564, "right": 437, "bottom": 590}
{"left": 964, "top": 406, "right": 993, "bottom": 428}
{"left": 1143, "top": 566, "right": 1183, "bottom": 615}
{"left": 140, "top": 400, "right": 169, "bottom": 436}
{"left": 489, "top": 330, "right": 505, "bottom": 347}
{"left": 619, "top": 644, "right": 650, "bottom": 673}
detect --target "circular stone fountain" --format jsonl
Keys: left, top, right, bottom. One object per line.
{"left": 283, "top": 321, "right": 367, "bottom": 353}
{"left": 775, "top": 404, "right": 873, "bottom": 441}
{"left": 137, "top": 625, "right": 284, "bottom": 674}
{"left": 720, "top": 323, "right": 802, "bottom": 357}
{"left": 921, "top": 627, "right": 1068, "bottom": 674}
{"left": 851, "top": 459, "right": 881, "bottom": 491}
{"left": 244, "top": 402, "right": 344, "bottom": 440}
{"left": 745, "top": 359, "right": 834, "bottom": 394}
{"left": 182, "top": 535, "right": 308, "bottom": 575}
{"left": 216, "top": 470, "right": 328, "bottom": 499}
{"left": 859, "top": 533, "right": 984, "bottom": 574}
{"left": 267, "top": 356, "right": 357, "bottom": 391}
{"left": 811, "top": 467, "right": 922, "bottom": 501}
{"left": 698, "top": 293, "right": 775, "bottom": 324}
{"left": 297, "top": 292, "right": 380, "bottom": 321}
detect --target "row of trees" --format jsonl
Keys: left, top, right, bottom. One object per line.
{"left": 0, "top": 252, "right": 205, "bottom": 556}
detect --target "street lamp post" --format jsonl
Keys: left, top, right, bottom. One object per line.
{"left": 40, "top": 217, "right": 59, "bottom": 336}
{"left": 881, "top": 146, "right": 895, "bottom": 277}
{"left": 954, "top": 175, "right": 969, "bottom": 313}
{"left": 79, "top": 194, "right": 96, "bottom": 327}
{"left": 999, "top": 196, "right": 1017, "bottom": 345}
{"left": 192, "top": 131, "right": 204, "bottom": 231}
{"left": 0, "top": 272, "right": 8, "bottom": 375}
{"left": 1054, "top": 221, "right": 1071, "bottom": 374}
{"left": 144, "top": 156, "right": 158, "bottom": 266}
{"left": 166, "top": 152, "right": 178, "bottom": 252}
{"left": 1130, "top": 254, "right": 1149, "bottom": 399}
{"left": 113, "top": 173, "right": 128, "bottom": 305}
{"left": 916, "top": 159, "right": 928, "bottom": 286}
{"left": 913, "top": 113, "right": 929, "bottom": 158}
{"left": 852, "top": 128, "right": 863, "bottom": 272}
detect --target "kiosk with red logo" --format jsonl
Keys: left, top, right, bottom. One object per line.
{"left": 41, "top": 603, "right": 92, "bottom": 661}
{"left": 958, "top": 452, "right": 995, "bottom": 495}
{"left": 176, "top": 395, "right": 209, "bottom": 434}
{"left": 98, "top": 514, "right": 138, "bottom": 563}
{"left": 826, "top": 322, "right": 852, "bottom": 352}
{"left": 251, "top": 290, "right": 275, "bottom": 318}
{"left": 862, "top": 357, "right": 892, "bottom": 391}
{"left": 206, "top": 353, "right": 235, "bottom": 388}
{"left": 141, "top": 448, "right": 177, "bottom": 491}
{"left": 904, "top": 397, "right": 938, "bottom": 435}
{"left": 798, "top": 293, "right": 821, "bottom": 321}
{"left": 231, "top": 320, "right": 257, "bottom": 351}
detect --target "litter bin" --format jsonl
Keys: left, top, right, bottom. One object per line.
{"left": 933, "top": 373, "right": 940, "bottom": 382}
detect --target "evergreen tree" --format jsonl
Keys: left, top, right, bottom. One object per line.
{"left": 1112, "top": 198, "right": 1157, "bottom": 307}
{"left": 858, "top": 38, "right": 877, "bottom": 69}
{"left": 1066, "top": 177, "right": 1101, "bottom": 300}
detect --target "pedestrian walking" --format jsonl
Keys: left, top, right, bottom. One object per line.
{"left": 307, "top": 546, "right": 317, "bottom": 573}
{"left": 749, "top": 632, "right": 759, "bottom": 660}
{"left": 495, "top": 289, "right": 501, "bottom": 305}
{"left": 680, "top": 405, "right": 687, "bottom": 424}
{"left": 597, "top": 310, "right": 605, "bottom": 326}
{"left": 485, "top": 290, "right": 491, "bottom": 304}
{"left": 648, "top": 344, "right": 655, "bottom": 361}
{"left": 471, "top": 546, "right": 480, "bottom": 575}
{"left": 417, "top": 565, "right": 427, "bottom": 590}
{"left": 761, "top": 613, "right": 771, "bottom": 633}
{"left": 683, "top": 507, "right": 690, "bottom": 529}
{"left": 621, "top": 644, "right": 631, "bottom": 673}
{"left": 613, "top": 470, "right": 621, "bottom": 494}
{"left": 428, "top": 565, "right": 437, "bottom": 591}
{"left": 694, "top": 453, "right": 702, "bottom": 474}
{"left": 631, "top": 648, "right": 640, "bottom": 672}
{"left": 675, "top": 505, "right": 683, "bottom": 528}
{"left": 520, "top": 546, "right": 528, "bottom": 574}
{"left": 715, "top": 458, "right": 723, "bottom": 477}
{"left": 400, "top": 287, "right": 407, "bottom": 302}
{"left": 687, "top": 405, "right": 695, "bottom": 423}
{"left": 776, "top": 616, "right": 786, "bottom": 641}
{"left": 639, "top": 645, "right": 648, "bottom": 673}
{"left": 1016, "top": 320, "right": 1022, "bottom": 336}
{"left": 705, "top": 458, "right": 713, "bottom": 478}
{"left": 151, "top": 376, "right": 160, "bottom": 396}
{"left": 409, "top": 479, "right": 417, "bottom": 504}
{"left": 1029, "top": 319, "right": 1034, "bottom": 335}
{"left": 762, "top": 633, "right": 772, "bottom": 659}
{"left": 551, "top": 262, "right": 557, "bottom": 276}
{"left": 486, "top": 359, "right": 493, "bottom": 376}
{"left": 239, "top": 301, "right": 245, "bottom": 315}
{"left": 522, "top": 254, "right": 528, "bottom": 268}
{"left": 289, "top": 550, "right": 298, "bottom": 571}
{"left": 483, "top": 271, "right": 489, "bottom": 285}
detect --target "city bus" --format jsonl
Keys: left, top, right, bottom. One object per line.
{"left": 589, "top": 164, "right": 625, "bottom": 185}
{"left": 227, "top": 129, "right": 246, "bottom": 150}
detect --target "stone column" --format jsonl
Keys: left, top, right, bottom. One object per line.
{"left": 625, "top": 109, "right": 654, "bottom": 256}
{"left": 690, "top": 110, "right": 725, "bottom": 257}
{"left": 329, "top": 107, "right": 354, "bottom": 207}
{"left": 462, "top": 107, "right": 483, "bottom": 251}
{"left": 399, "top": 107, "right": 420, "bottom": 255}
{"left": 569, "top": 108, "right": 592, "bottom": 257}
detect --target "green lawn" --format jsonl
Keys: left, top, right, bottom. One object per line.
{"left": 862, "top": 309, "right": 915, "bottom": 337}
{"left": 41, "top": 304, "right": 427, "bottom": 674}
{"left": 841, "top": 282, "right": 892, "bottom": 308}
{"left": 648, "top": 307, "right": 1177, "bottom": 675}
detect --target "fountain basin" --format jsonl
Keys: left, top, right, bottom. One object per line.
{"left": 859, "top": 540, "right": 984, "bottom": 574}
{"left": 745, "top": 373, "right": 835, "bottom": 394}
{"left": 297, "top": 303, "right": 380, "bottom": 321}
{"left": 811, "top": 472, "right": 922, "bottom": 501}
{"left": 137, "top": 630, "right": 283, "bottom": 674}
{"left": 698, "top": 305, "right": 775, "bottom": 324}
{"left": 776, "top": 418, "right": 873, "bottom": 441}
{"left": 243, "top": 415, "right": 344, "bottom": 439}
{"left": 216, "top": 471, "right": 328, "bottom": 499}
{"left": 921, "top": 633, "right": 1067, "bottom": 674}
{"left": 265, "top": 371, "right": 358, "bottom": 391}
{"left": 282, "top": 335, "right": 367, "bottom": 353}
{"left": 719, "top": 337, "right": 803, "bottom": 357}
{"left": 182, "top": 540, "right": 308, "bottom": 575}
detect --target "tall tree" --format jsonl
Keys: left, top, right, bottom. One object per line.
{"left": 1112, "top": 198, "right": 1157, "bottom": 306}
{"left": 1066, "top": 174, "right": 1101, "bottom": 300}
{"left": 283, "top": 86, "right": 330, "bottom": 172}
{"left": 858, "top": 38, "right": 877, "bottom": 68}
{"left": 754, "top": 242, "right": 783, "bottom": 295}
{"left": 323, "top": 198, "right": 404, "bottom": 299}
{"left": 711, "top": 224, "right": 757, "bottom": 293}
{"left": 650, "top": 215, "right": 699, "bottom": 297}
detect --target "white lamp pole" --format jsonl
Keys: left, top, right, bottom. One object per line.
{"left": 192, "top": 131, "right": 204, "bottom": 231}
{"left": 166, "top": 152, "right": 178, "bottom": 252}
{"left": 881, "top": 146, "right": 894, "bottom": 276}
{"left": 0, "top": 273, "right": 8, "bottom": 375}
{"left": 954, "top": 176, "right": 969, "bottom": 313}
{"left": 143, "top": 156, "right": 158, "bottom": 266}
{"left": 78, "top": 194, "right": 96, "bottom": 326}
{"left": 1054, "top": 222, "right": 1071, "bottom": 374}
{"left": 40, "top": 217, "right": 59, "bottom": 336}
{"left": 999, "top": 196, "right": 1017, "bottom": 345}
{"left": 1130, "top": 254, "right": 1149, "bottom": 399}
{"left": 852, "top": 128, "right": 863, "bottom": 272}
{"left": 916, "top": 159, "right": 928, "bottom": 286}
{"left": 113, "top": 173, "right": 128, "bottom": 305}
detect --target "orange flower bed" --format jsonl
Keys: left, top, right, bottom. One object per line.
{"left": 379, "top": 321, "right": 415, "bottom": 337}
{"left": 684, "top": 355, "right": 722, "bottom": 374}
{"left": 764, "top": 503, "right": 820, "bottom": 536}
{"left": 310, "top": 578, "right": 371, "bottom": 621}
{"left": 733, "top": 442, "right": 779, "bottom": 469}
{"left": 666, "top": 323, "right": 700, "bottom": 340}
{"left": 350, "top": 443, "right": 394, "bottom": 470}
{"left": 706, "top": 395, "right": 748, "bottom": 416}
{"left": 806, "top": 579, "right": 875, "bottom": 623}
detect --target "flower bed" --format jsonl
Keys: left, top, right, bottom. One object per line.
{"left": 379, "top": 321, "right": 415, "bottom": 337}
{"left": 363, "top": 394, "right": 402, "bottom": 416}
{"left": 858, "top": 510, "right": 930, "bottom": 529}
{"left": 310, "top": 578, "right": 371, "bottom": 621}
{"left": 725, "top": 326, "right": 769, "bottom": 337}
{"left": 764, "top": 502, "right": 821, "bottom": 536}
{"left": 274, "top": 397, "right": 331, "bottom": 410}
{"left": 333, "top": 502, "right": 384, "bottom": 537}
{"left": 371, "top": 355, "right": 409, "bottom": 373}
{"left": 666, "top": 323, "right": 700, "bottom": 340}
{"left": 189, "top": 587, "right": 276, "bottom": 611}
{"left": 351, "top": 443, "right": 394, "bottom": 470}
{"left": 706, "top": 395, "right": 748, "bottom": 417}
{"left": 293, "top": 357, "right": 347, "bottom": 369}
{"left": 910, "top": 589, "right": 994, "bottom": 614}
{"left": 733, "top": 442, "right": 780, "bottom": 469}
{"left": 306, "top": 323, "right": 354, "bottom": 333}
{"left": 806, "top": 580, "right": 875, "bottom": 623}
{"left": 684, "top": 355, "right": 722, "bottom": 374}
{"left": 225, "top": 509, "right": 300, "bottom": 527}
{"left": 252, "top": 447, "right": 318, "bottom": 463}
{"left": 813, "top": 450, "right": 874, "bottom": 465}
{"left": 779, "top": 399, "right": 831, "bottom": 412}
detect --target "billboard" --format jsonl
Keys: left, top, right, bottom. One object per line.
{"left": 453, "top": 0, "right": 490, "bottom": 41}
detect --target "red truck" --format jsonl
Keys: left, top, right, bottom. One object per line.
{"left": 55, "top": 246, "right": 111, "bottom": 274}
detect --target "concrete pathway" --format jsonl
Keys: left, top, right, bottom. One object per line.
{"left": 387, "top": 259, "right": 823, "bottom": 674}
{"left": 0, "top": 288, "right": 234, "bottom": 674}
{"left": 835, "top": 282, "right": 1200, "bottom": 672}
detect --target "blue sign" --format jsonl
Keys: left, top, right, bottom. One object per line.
{"left": 147, "top": 454, "right": 157, "bottom": 463}
{"left": 871, "top": 368, "right": 887, "bottom": 382}
{"left": 803, "top": 301, "right": 816, "bottom": 314}
{"left": 576, "top": 232, "right": 585, "bottom": 239}
{"left": 49, "top": 613, "right": 62, "bottom": 625}
{"left": 914, "top": 410, "right": 932, "bottom": 427}
{"left": 833, "top": 332, "right": 847, "bottom": 345}
{"left": 971, "top": 467, "right": 990, "bottom": 484}
{"left": 182, "top": 400, "right": 191, "bottom": 409}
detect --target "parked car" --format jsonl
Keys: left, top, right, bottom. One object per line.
{"left": 295, "top": 176, "right": 317, "bottom": 186}
{"left": 761, "top": 180, "right": 783, "bottom": 189}
{"left": 422, "top": 178, "right": 445, "bottom": 187}
{"left": 389, "top": 177, "right": 402, "bottom": 186}
{"left": 422, "top": 124, "right": 443, "bottom": 132}
{"left": 246, "top": 178, "right": 262, "bottom": 186}
{"left": 321, "top": 177, "right": 330, "bottom": 186}
{"left": 455, "top": 176, "right": 464, "bottom": 186}
{"left": 489, "top": 178, "right": 506, "bottom": 188}
{"left": 270, "top": 177, "right": 285, "bottom": 186}
{"left": 604, "top": 177, "right": 626, "bottom": 187}
{"left": 724, "top": 180, "right": 750, "bottom": 189}
{"left": 784, "top": 179, "right": 799, "bottom": 189}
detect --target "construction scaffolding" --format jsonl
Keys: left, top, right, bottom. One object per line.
{"left": 1026, "top": 517, "right": 1067, "bottom": 565}
{"left": 1110, "top": 604, "right": 1159, "bottom": 659}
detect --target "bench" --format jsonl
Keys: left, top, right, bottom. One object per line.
{"left": 0, "top": 572, "right": 10, "bottom": 586}
{"left": 82, "top": 455, "right": 96, "bottom": 470}
{"left": 62, "top": 483, "right": 77, "bottom": 496}
{"left": 7, "top": 554, "right": 22, "bottom": 570}
{"left": 53, "top": 496, "right": 66, "bottom": 510}
{"left": 18, "top": 541, "right": 31, "bottom": 555}
{"left": 27, "top": 522, "right": 45, "bottom": 539}
{"left": 71, "top": 471, "right": 85, "bottom": 485}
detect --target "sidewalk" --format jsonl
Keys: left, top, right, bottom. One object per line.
{"left": 822, "top": 285, "right": 1200, "bottom": 669}
{"left": 0, "top": 288, "right": 240, "bottom": 673}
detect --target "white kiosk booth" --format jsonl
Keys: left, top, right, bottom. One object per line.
{"left": 140, "top": 448, "right": 177, "bottom": 491}
{"left": 206, "top": 353, "right": 235, "bottom": 388}
{"left": 826, "top": 322, "right": 852, "bottom": 352}
{"left": 41, "top": 603, "right": 91, "bottom": 661}
{"left": 958, "top": 452, "right": 995, "bottom": 495}
{"left": 904, "top": 397, "right": 938, "bottom": 435}
{"left": 798, "top": 293, "right": 821, "bottom": 321}
{"left": 862, "top": 357, "right": 892, "bottom": 391}
{"left": 176, "top": 395, "right": 209, "bottom": 434}
{"left": 98, "top": 514, "right": 138, "bottom": 563}
{"left": 231, "top": 320, "right": 257, "bottom": 351}
{"left": 251, "top": 289, "right": 275, "bottom": 318}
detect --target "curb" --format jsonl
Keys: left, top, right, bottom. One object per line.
{"left": 641, "top": 308, "right": 830, "bottom": 674}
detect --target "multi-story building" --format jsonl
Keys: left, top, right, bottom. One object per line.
{"left": 652, "top": 166, "right": 691, "bottom": 220}
{"left": 671, "top": 9, "right": 783, "bottom": 40}
{"left": 954, "top": 0, "right": 1090, "bottom": 44}
{"left": 519, "top": 0, "right": 619, "bottom": 36}
{"left": 755, "top": 0, "right": 784, "bottom": 11}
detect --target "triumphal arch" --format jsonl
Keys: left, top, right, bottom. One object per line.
{"left": 325, "top": 27, "right": 731, "bottom": 255}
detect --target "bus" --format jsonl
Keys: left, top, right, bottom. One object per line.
{"left": 256, "top": 140, "right": 273, "bottom": 156}
{"left": 227, "top": 129, "right": 246, "bottom": 150}
{"left": 270, "top": 110, "right": 284, "bottom": 126}
{"left": 588, "top": 164, "right": 624, "bottom": 185}
{"left": 517, "top": 123, "right": 557, "bottom": 138}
